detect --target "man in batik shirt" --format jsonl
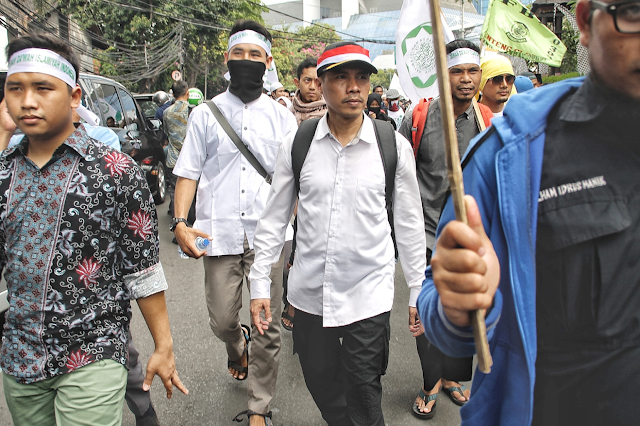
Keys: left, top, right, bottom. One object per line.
{"left": 0, "top": 34, "right": 187, "bottom": 426}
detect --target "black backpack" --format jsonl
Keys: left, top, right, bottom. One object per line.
{"left": 289, "top": 117, "right": 398, "bottom": 263}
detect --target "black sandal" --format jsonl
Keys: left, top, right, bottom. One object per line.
{"left": 227, "top": 324, "right": 250, "bottom": 381}
{"left": 442, "top": 384, "right": 468, "bottom": 406}
{"left": 281, "top": 303, "right": 294, "bottom": 331}
{"left": 412, "top": 388, "right": 437, "bottom": 420}
{"left": 232, "top": 410, "right": 273, "bottom": 426}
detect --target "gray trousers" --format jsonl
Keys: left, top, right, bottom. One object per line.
{"left": 125, "top": 333, "right": 152, "bottom": 417}
{"left": 203, "top": 236, "right": 284, "bottom": 414}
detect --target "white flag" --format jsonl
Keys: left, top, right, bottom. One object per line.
{"left": 263, "top": 59, "right": 279, "bottom": 91}
{"left": 395, "top": 0, "right": 455, "bottom": 104}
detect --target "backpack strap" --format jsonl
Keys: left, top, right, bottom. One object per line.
{"left": 372, "top": 119, "right": 397, "bottom": 210}
{"left": 291, "top": 117, "right": 322, "bottom": 195}
{"left": 372, "top": 118, "right": 398, "bottom": 255}
{"left": 411, "top": 98, "right": 430, "bottom": 158}
{"left": 206, "top": 100, "right": 272, "bottom": 184}
{"left": 473, "top": 99, "right": 494, "bottom": 130}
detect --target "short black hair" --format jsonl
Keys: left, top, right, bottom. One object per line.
{"left": 296, "top": 57, "right": 318, "bottom": 79}
{"left": 229, "top": 20, "right": 272, "bottom": 44}
{"left": 7, "top": 34, "right": 80, "bottom": 83}
{"left": 373, "top": 85, "right": 383, "bottom": 91}
{"left": 445, "top": 39, "right": 480, "bottom": 55}
{"left": 171, "top": 80, "right": 189, "bottom": 98}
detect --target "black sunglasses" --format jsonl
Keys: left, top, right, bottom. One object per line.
{"left": 590, "top": 0, "right": 640, "bottom": 34}
{"left": 489, "top": 74, "right": 515, "bottom": 85}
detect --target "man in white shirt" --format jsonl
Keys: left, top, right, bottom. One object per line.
{"left": 249, "top": 42, "right": 426, "bottom": 426}
{"left": 172, "top": 20, "right": 298, "bottom": 426}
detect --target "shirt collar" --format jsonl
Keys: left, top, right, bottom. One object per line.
{"left": 436, "top": 98, "right": 474, "bottom": 120}
{"left": 3, "top": 124, "right": 94, "bottom": 161}
{"left": 560, "top": 73, "right": 638, "bottom": 122}
{"left": 315, "top": 112, "right": 375, "bottom": 145}
{"left": 225, "top": 88, "right": 268, "bottom": 106}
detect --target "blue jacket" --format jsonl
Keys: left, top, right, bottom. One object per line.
{"left": 417, "top": 78, "right": 585, "bottom": 426}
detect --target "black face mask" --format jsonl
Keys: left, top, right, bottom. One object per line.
{"left": 227, "top": 60, "right": 266, "bottom": 104}
{"left": 368, "top": 106, "right": 381, "bottom": 116}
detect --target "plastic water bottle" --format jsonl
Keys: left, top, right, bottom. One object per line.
{"left": 178, "top": 237, "right": 209, "bottom": 259}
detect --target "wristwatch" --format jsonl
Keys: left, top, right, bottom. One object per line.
{"left": 169, "top": 217, "right": 189, "bottom": 232}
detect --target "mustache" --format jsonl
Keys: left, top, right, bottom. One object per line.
{"left": 342, "top": 96, "right": 363, "bottom": 103}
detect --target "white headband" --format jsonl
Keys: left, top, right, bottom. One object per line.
{"left": 228, "top": 30, "right": 272, "bottom": 56}
{"left": 8, "top": 48, "right": 100, "bottom": 126}
{"left": 447, "top": 48, "right": 481, "bottom": 68}
{"left": 8, "top": 48, "right": 77, "bottom": 87}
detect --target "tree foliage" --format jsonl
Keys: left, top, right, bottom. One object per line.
{"left": 58, "top": 0, "right": 265, "bottom": 94}
{"left": 559, "top": 9, "right": 579, "bottom": 74}
{"left": 369, "top": 69, "right": 395, "bottom": 92}
{"left": 270, "top": 24, "right": 341, "bottom": 89}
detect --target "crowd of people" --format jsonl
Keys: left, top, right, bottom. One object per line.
{"left": 0, "top": 0, "right": 637, "bottom": 424}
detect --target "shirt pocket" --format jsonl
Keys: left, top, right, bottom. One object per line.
{"left": 355, "top": 179, "right": 386, "bottom": 219}
{"left": 539, "top": 198, "right": 631, "bottom": 250}
{"left": 538, "top": 197, "right": 632, "bottom": 338}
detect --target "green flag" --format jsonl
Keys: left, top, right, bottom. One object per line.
{"left": 481, "top": 0, "right": 566, "bottom": 67}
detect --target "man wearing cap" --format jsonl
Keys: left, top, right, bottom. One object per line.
{"left": 172, "top": 19, "right": 297, "bottom": 426}
{"left": 270, "top": 82, "right": 286, "bottom": 100}
{"left": 398, "top": 39, "right": 492, "bottom": 419}
{"left": 0, "top": 34, "right": 187, "bottom": 426}
{"left": 419, "top": 0, "right": 640, "bottom": 424}
{"left": 478, "top": 55, "right": 516, "bottom": 117}
{"left": 385, "top": 88, "right": 404, "bottom": 130}
{"left": 249, "top": 41, "right": 426, "bottom": 426}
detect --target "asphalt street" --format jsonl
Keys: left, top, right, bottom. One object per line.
{"left": 0, "top": 209, "right": 471, "bottom": 426}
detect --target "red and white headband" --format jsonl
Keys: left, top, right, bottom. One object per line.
{"left": 317, "top": 44, "right": 374, "bottom": 73}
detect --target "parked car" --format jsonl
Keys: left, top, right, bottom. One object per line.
{"left": 134, "top": 93, "right": 159, "bottom": 120}
{"left": 79, "top": 74, "right": 167, "bottom": 206}
{"left": 133, "top": 92, "right": 166, "bottom": 143}
{"left": 0, "top": 72, "right": 168, "bottom": 331}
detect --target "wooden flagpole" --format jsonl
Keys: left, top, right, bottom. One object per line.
{"left": 429, "top": 0, "right": 493, "bottom": 374}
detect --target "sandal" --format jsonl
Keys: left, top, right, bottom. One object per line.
{"left": 281, "top": 302, "right": 294, "bottom": 331}
{"left": 232, "top": 410, "right": 273, "bottom": 426}
{"left": 412, "top": 388, "right": 437, "bottom": 420}
{"left": 227, "top": 324, "right": 250, "bottom": 381}
{"left": 442, "top": 384, "right": 468, "bottom": 406}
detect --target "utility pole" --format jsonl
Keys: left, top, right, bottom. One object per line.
{"left": 461, "top": 0, "right": 465, "bottom": 39}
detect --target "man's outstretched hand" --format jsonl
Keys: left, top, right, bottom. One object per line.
{"left": 431, "top": 195, "right": 500, "bottom": 328}
{"left": 143, "top": 347, "right": 189, "bottom": 399}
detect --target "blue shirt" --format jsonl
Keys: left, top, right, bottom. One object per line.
{"left": 9, "top": 124, "right": 121, "bottom": 152}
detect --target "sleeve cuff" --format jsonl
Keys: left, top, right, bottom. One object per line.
{"left": 124, "top": 262, "right": 169, "bottom": 299}
{"left": 408, "top": 286, "right": 421, "bottom": 308}
{"left": 249, "top": 277, "right": 272, "bottom": 300}
{"left": 436, "top": 289, "right": 503, "bottom": 340}
{"left": 172, "top": 166, "right": 201, "bottom": 181}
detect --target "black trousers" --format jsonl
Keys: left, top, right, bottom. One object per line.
{"left": 416, "top": 334, "right": 473, "bottom": 390}
{"left": 417, "top": 248, "right": 473, "bottom": 390}
{"left": 125, "top": 332, "right": 152, "bottom": 417}
{"left": 293, "top": 310, "right": 391, "bottom": 426}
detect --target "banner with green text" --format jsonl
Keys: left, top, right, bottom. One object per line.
{"left": 481, "top": 0, "right": 566, "bottom": 67}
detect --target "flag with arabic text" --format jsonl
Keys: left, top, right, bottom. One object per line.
{"left": 395, "top": 0, "right": 455, "bottom": 104}
{"left": 481, "top": 0, "right": 566, "bottom": 67}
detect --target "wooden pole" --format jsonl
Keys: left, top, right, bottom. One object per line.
{"left": 429, "top": 0, "right": 493, "bottom": 374}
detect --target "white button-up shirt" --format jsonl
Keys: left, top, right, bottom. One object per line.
{"left": 249, "top": 114, "right": 426, "bottom": 327}
{"left": 173, "top": 91, "right": 298, "bottom": 255}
